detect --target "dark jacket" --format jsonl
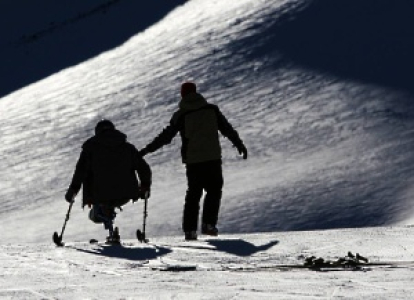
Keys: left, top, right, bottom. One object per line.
{"left": 68, "top": 129, "right": 152, "bottom": 207}
{"left": 141, "top": 92, "right": 245, "bottom": 164}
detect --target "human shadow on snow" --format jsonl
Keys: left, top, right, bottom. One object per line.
{"left": 175, "top": 239, "right": 279, "bottom": 257}
{"left": 207, "top": 239, "right": 279, "bottom": 257}
{"left": 74, "top": 244, "right": 172, "bottom": 261}
{"left": 74, "top": 239, "right": 279, "bottom": 259}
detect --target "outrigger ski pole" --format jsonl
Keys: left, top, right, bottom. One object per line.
{"left": 136, "top": 192, "right": 149, "bottom": 243}
{"left": 53, "top": 201, "right": 74, "bottom": 247}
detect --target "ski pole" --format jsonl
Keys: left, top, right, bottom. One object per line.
{"left": 136, "top": 192, "right": 149, "bottom": 243}
{"left": 53, "top": 201, "right": 74, "bottom": 247}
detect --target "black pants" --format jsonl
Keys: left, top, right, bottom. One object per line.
{"left": 183, "top": 160, "right": 224, "bottom": 232}
{"left": 90, "top": 205, "right": 116, "bottom": 232}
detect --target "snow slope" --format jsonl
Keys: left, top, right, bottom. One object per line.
{"left": 1, "top": 228, "right": 414, "bottom": 299}
{"left": 0, "top": 0, "right": 186, "bottom": 98}
{"left": 0, "top": 0, "right": 414, "bottom": 245}
{"left": 1, "top": 1, "right": 414, "bottom": 298}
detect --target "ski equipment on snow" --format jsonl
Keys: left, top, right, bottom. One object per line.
{"left": 53, "top": 201, "right": 74, "bottom": 247}
{"left": 136, "top": 192, "right": 149, "bottom": 243}
{"left": 106, "top": 226, "right": 121, "bottom": 245}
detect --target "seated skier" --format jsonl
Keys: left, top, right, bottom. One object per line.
{"left": 65, "top": 119, "right": 152, "bottom": 243}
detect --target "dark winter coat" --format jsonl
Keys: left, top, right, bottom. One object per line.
{"left": 68, "top": 129, "right": 152, "bottom": 207}
{"left": 141, "top": 92, "right": 245, "bottom": 164}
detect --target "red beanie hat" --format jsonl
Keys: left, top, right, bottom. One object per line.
{"left": 181, "top": 82, "right": 197, "bottom": 98}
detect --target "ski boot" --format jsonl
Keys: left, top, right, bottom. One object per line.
{"left": 106, "top": 227, "right": 121, "bottom": 245}
{"left": 185, "top": 231, "right": 198, "bottom": 241}
{"left": 201, "top": 223, "right": 218, "bottom": 236}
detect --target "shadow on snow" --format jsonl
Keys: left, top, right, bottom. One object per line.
{"left": 239, "top": 0, "right": 414, "bottom": 94}
{"left": 220, "top": 0, "right": 414, "bottom": 231}
{"left": 0, "top": 0, "right": 186, "bottom": 98}
{"left": 73, "top": 239, "right": 279, "bottom": 260}
{"left": 206, "top": 239, "right": 279, "bottom": 257}
{"left": 160, "top": 239, "right": 279, "bottom": 257}
{"left": 74, "top": 244, "right": 172, "bottom": 261}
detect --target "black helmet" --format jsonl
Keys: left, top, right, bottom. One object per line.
{"left": 95, "top": 119, "right": 115, "bottom": 135}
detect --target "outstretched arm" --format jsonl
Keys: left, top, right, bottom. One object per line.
{"left": 139, "top": 121, "right": 179, "bottom": 156}
{"left": 216, "top": 108, "right": 248, "bottom": 159}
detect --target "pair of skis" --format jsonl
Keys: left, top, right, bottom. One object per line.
{"left": 53, "top": 194, "right": 149, "bottom": 247}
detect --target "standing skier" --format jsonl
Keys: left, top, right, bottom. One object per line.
{"left": 139, "top": 82, "right": 247, "bottom": 240}
{"left": 65, "top": 119, "right": 152, "bottom": 243}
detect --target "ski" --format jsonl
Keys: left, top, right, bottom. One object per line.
{"left": 144, "top": 258, "right": 197, "bottom": 272}
{"left": 220, "top": 261, "right": 412, "bottom": 272}
{"left": 89, "top": 238, "right": 123, "bottom": 246}
{"left": 149, "top": 264, "right": 197, "bottom": 271}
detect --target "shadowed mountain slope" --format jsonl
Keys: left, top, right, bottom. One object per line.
{"left": 255, "top": 0, "right": 414, "bottom": 94}
{"left": 0, "top": 0, "right": 186, "bottom": 98}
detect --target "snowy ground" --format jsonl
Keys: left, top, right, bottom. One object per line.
{"left": 1, "top": 0, "right": 414, "bottom": 298}
{"left": 1, "top": 227, "right": 414, "bottom": 299}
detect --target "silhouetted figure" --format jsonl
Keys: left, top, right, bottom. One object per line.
{"left": 65, "top": 119, "right": 152, "bottom": 243}
{"left": 139, "top": 82, "right": 247, "bottom": 240}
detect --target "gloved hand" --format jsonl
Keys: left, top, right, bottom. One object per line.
{"left": 236, "top": 143, "right": 248, "bottom": 159}
{"left": 138, "top": 185, "right": 151, "bottom": 200}
{"left": 65, "top": 188, "right": 77, "bottom": 203}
